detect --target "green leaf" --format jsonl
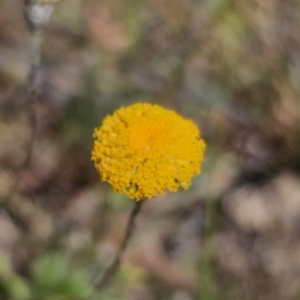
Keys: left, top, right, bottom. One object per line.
{"left": 34, "top": 254, "right": 69, "bottom": 288}
{"left": 9, "top": 277, "right": 31, "bottom": 300}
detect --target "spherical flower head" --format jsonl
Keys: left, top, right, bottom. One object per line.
{"left": 91, "top": 103, "right": 206, "bottom": 201}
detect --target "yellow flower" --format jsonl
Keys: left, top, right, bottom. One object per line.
{"left": 91, "top": 103, "right": 206, "bottom": 200}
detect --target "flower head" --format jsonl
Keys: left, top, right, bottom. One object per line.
{"left": 92, "top": 103, "right": 206, "bottom": 200}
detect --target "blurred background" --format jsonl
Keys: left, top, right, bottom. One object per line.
{"left": 1, "top": 0, "right": 300, "bottom": 299}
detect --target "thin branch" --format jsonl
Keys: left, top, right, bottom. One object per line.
{"left": 0, "top": 2, "right": 52, "bottom": 228}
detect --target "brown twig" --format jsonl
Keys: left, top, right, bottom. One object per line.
{"left": 0, "top": 2, "right": 53, "bottom": 229}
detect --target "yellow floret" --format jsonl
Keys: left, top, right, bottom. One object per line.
{"left": 91, "top": 103, "right": 206, "bottom": 200}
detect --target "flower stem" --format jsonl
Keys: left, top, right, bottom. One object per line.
{"left": 95, "top": 199, "right": 145, "bottom": 289}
